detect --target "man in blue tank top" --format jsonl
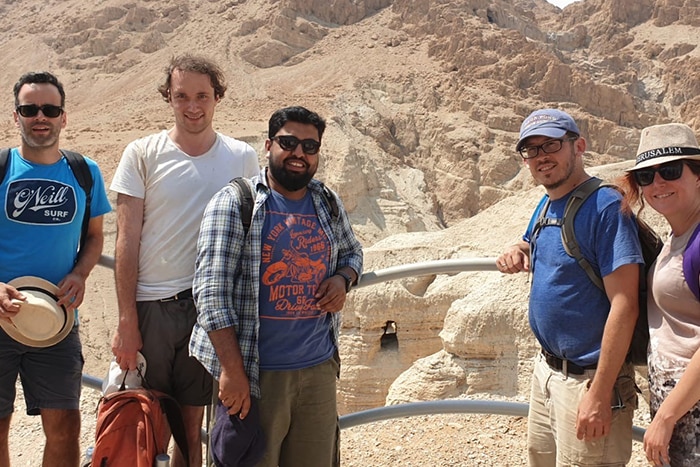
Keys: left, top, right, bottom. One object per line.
{"left": 497, "top": 109, "right": 643, "bottom": 466}
{"left": 191, "top": 106, "right": 363, "bottom": 467}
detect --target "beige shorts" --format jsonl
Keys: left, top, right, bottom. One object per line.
{"left": 527, "top": 352, "right": 636, "bottom": 466}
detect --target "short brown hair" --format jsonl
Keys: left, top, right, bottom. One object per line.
{"left": 157, "top": 54, "right": 227, "bottom": 102}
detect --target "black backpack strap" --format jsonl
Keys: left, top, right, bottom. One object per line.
{"left": 61, "top": 150, "right": 93, "bottom": 253}
{"left": 320, "top": 183, "right": 339, "bottom": 220}
{"left": 560, "top": 177, "right": 605, "bottom": 290}
{"left": 228, "top": 178, "right": 338, "bottom": 236}
{"left": 158, "top": 394, "right": 191, "bottom": 467}
{"left": 230, "top": 177, "right": 254, "bottom": 235}
{"left": 0, "top": 148, "right": 9, "bottom": 182}
{"left": 139, "top": 373, "right": 190, "bottom": 467}
{"left": 529, "top": 178, "right": 604, "bottom": 289}
{"left": 529, "top": 196, "right": 553, "bottom": 262}
{"left": 1, "top": 148, "right": 93, "bottom": 254}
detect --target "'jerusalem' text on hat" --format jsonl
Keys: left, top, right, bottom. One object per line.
{"left": 628, "top": 123, "right": 700, "bottom": 171}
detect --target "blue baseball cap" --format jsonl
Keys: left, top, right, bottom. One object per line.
{"left": 516, "top": 109, "right": 580, "bottom": 151}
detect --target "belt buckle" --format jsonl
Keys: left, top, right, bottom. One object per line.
{"left": 562, "top": 359, "right": 568, "bottom": 377}
{"left": 159, "top": 292, "right": 180, "bottom": 302}
{"left": 160, "top": 289, "right": 192, "bottom": 302}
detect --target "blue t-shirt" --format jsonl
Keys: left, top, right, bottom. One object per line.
{"left": 258, "top": 190, "right": 334, "bottom": 370}
{"left": 0, "top": 148, "right": 112, "bottom": 285}
{"left": 524, "top": 186, "right": 643, "bottom": 367}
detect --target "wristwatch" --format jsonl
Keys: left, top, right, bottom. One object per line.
{"left": 335, "top": 270, "right": 353, "bottom": 293}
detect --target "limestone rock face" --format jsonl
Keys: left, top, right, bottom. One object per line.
{"left": 338, "top": 185, "right": 544, "bottom": 412}
{"left": 343, "top": 163, "right": 668, "bottom": 411}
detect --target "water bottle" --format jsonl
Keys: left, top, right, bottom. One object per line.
{"left": 155, "top": 453, "right": 170, "bottom": 467}
{"left": 81, "top": 446, "right": 93, "bottom": 467}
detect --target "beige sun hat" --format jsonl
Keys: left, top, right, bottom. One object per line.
{"left": 628, "top": 123, "right": 700, "bottom": 171}
{"left": 0, "top": 276, "right": 74, "bottom": 348}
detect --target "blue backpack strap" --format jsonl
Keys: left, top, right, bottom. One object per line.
{"left": 683, "top": 223, "right": 700, "bottom": 301}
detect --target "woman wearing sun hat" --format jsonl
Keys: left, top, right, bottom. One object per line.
{"left": 619, "top": 123, "right": 700, "bottom": 466}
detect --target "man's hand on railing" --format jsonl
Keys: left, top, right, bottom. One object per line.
{"left": 497, "top": 241, "right": 530, "bottom": 274}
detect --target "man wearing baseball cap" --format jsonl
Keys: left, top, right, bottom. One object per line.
{"left": 497, "top": 109, "right": 643, "bottom": 465}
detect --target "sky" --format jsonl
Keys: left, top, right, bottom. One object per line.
{"left": 547, "top": 0, "right": 581, "bottom": 8}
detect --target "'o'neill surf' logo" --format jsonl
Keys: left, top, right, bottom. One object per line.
{"left": 6, "top": 179, "right": 77, "bottom": 225}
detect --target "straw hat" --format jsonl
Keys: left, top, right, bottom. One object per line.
{"left": 0, "top": 276, "right": 74, "bottom": 347}
{"left": 628, "top": 123, "right": 700, "bottom": 171}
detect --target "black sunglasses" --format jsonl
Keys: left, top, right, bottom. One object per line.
{"left": 519, "top": 137, "right": 578, "bottom": 160}
{"left": 633, "top": 160, "right": 685, "bottom": 186}
{"left": 272, "top": 135, "right": 321, "bottom": 155}
{"left": 16, "top": 104, "right": 64, "bottom": 118}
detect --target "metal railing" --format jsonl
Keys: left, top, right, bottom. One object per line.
{"left": 84, "top": 254, "right": 647, "bottom": 445}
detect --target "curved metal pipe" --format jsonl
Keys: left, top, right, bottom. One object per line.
{"left": 338, "top": 399, "right": 645, "bottom": 443}
{"left": 340, "top": 399, "right": 528, "bottom": 429}
{"left": 92, "top": 255, "right": 647, "bottom": 444}
{"left": 82, "top": 374, "right": 103, "bottom": 392}
{"left": 98, "top": 255, "right": 499, "bottom": 289}
{"left": 354, "top": 258, "right": 498, "bottom": 288}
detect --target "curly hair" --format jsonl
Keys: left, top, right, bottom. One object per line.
{"left": 157, "top": 54, "right": 227, "bottom": 102}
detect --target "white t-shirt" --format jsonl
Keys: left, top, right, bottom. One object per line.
{"left": 110, "top": 130, "right": 259, "bottom": 300}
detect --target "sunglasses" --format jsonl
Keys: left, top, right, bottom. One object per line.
{"left": 633, "top": 160, "right": 685, "bottom": 186}
{"left": 16, "top": 104, "right": 64, "bottom": 118}
{"left": 272, "top": 135, "right": 321, "bottom": 155}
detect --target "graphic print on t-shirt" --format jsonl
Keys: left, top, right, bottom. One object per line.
{"left": 5, "top": 179, "right": 78, "bottom": 225}
{"left": 258, "top": 191, "right": 335, "bottom": 370}
{"left": 260, "top": 202, "right": 330, "bottom": 319}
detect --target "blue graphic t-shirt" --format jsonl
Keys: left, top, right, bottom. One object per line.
{"left": 258, "top": 190, "right": 334, "bottom": 370}
{"left": 0, "top": 149, "right": 112, "bottom": 285}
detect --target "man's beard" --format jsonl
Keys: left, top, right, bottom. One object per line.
{"left": 19, "top": 123, "right": 60, "bottom": 149}
{"left": 269, "top": 158, "right": 314, "bottom": 192}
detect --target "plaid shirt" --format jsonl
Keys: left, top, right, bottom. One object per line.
{"left": 189, "top": 169, "right": 363, "bottom": 398}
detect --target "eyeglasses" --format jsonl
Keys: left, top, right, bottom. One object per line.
{"left": 272, "top": 135, "right": 321, "bottom": 155}
{"left": 633, "top": 160, "right": 685, "bottom": 186}
{"left": 16, "top": 104, "right": 64, "bottom": 118}
{"left": 519, "top": 137, "right": 578, "bottom": 160}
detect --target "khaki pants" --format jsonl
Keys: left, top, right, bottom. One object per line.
{"left": 256, "top": 357, "right": 339, "bottom": 467}
{"left": 527, "top": 352, "right": 637, "bottom": 467}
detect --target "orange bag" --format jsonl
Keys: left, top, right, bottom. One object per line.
{"left": 90, "top": 388, "right": 189, "bottom": 467}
